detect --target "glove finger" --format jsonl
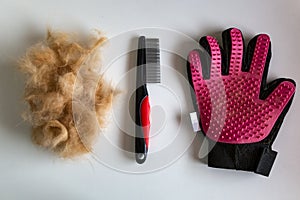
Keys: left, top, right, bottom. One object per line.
{"left": 247, "top": 34, "right": 271, "bottom": 79}
{"left": 188, "top": 50, "right": 204, "bottom": 80}
{"left": 258, "top": 79, "right": 296, "bottom": 145}
{"left": 199, "top": 36, "right": 222, "bottom": 78}
{"left": 222, "top": 28, "right": 244, "bottom": 75}
{"left": 187, "top": 49, "right": 212, "bottom": 132}
{"left": 265, "top": 79, "right": 296, "bottom": 112}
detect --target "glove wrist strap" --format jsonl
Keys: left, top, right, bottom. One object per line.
{"left": 208, "top": 142, "right": 277, "bottom": 176}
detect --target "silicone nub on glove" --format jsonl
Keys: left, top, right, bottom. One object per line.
{"left": 187, "top": 28, "right": 296, "bottom": 176}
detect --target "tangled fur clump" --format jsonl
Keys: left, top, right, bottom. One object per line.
{"left": 19, "top": 30, "right": 117, "bottom": 158}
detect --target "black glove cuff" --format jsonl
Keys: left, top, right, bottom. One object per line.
{"left": 208, "top": 141, "right": 277, "bottom": 176}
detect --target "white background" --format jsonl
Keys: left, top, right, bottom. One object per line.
{"left": 0, "top": 0, "right": 300, "bottom": 199}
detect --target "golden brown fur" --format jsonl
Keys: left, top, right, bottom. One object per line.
{"left": 19, "top": 30, "right": 117, "bottom": 158}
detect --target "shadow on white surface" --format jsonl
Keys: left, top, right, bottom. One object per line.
{"left": 0, "top": 25, "right": 45, "bottom": 143}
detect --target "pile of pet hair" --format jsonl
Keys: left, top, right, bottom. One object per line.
{"left": 19, "top": 30, "right": 117, "bottom": 157}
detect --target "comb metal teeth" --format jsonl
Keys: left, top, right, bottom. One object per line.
{"left": 145, "top": 38, "right": 161, "bottom": 83}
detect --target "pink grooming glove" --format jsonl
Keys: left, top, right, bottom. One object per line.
{"left": 187, "top": 28, "right": 296, "bottom": 176}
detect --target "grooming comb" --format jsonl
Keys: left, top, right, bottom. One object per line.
{"left": 135, "top": 36, "right": 160, "bottom": 164}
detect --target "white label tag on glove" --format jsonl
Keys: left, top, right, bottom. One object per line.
{"left": 189, "top": 112, "right": 200, "bottom": 132}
